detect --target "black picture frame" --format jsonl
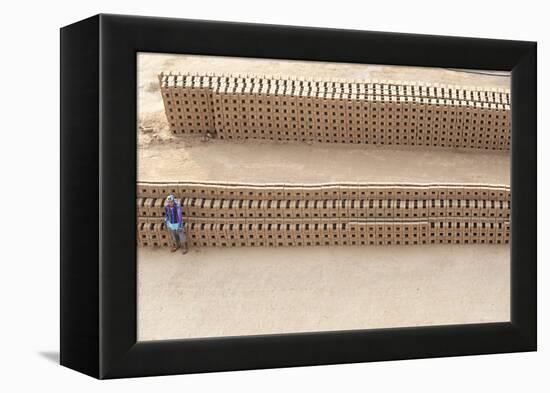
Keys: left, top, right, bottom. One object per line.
{"left": 60, "top": 14, "right": 537, "bottom": 379}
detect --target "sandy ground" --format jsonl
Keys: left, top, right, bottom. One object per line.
{"left": 137, "top": 54, "right": 511, "bottom": 341}
{"left": 138, "top": 138, "right": 509, "bottom": 184}
{"left": 138, "top": 245, "right": 510, "bottom": 341}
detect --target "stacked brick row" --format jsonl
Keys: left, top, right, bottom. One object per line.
{"left": 159, "top": 72, "right": 510, "bottom": 151}
{"left": 137, "top": 182, "right": 510, "bottom": 248}
{"left": 139, "top": 220, "right": 509, "bottom": 248}
{"left": 137, "top": 181, "right": 510, "bottom": 201}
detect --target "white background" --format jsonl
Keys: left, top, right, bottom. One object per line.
{"left": 0, "top": 0, "right": 546, "bottom": 390}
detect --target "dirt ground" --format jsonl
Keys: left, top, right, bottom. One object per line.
{"left": 138, "top": 139, "right": 509, "bottom": 184}
{"left": 138, "top": 244, "right": 510, "bottom": 341}
{"left": 136, "top": 53, "right": 511, "bottom": 341}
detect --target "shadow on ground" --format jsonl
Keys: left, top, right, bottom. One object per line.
{"left": 39, "top": 351, "right": 59, "bottom": 364}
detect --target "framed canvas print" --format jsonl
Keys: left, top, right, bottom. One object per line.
{"left": 60, "top": 14, "right": 537, "bottom": 379}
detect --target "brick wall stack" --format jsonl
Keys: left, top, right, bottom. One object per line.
{"left": 159, "top": 72, "right": 510, "bottom": 151}
{"left": 137, "top": 181, "right": 510, "bottom": 248}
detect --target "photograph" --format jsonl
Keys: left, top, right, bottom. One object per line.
{"left": 0, "top": 0, "right": 542, "bottom": 387}
{"left": 136, "top": 53, "right": 511, "bottom": 341}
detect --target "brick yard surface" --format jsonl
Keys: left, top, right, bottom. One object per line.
{"left": 138, "top": 244, "right": 509, "bottom": 340}
{"left": 137, "top": 54, "right": 510, "bottom": 340}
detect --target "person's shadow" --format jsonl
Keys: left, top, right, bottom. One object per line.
{"left": 38, "top": 351, "right": 59, "bottom": 363}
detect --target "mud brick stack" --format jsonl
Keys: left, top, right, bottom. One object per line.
{"left": 152, "top": 72, "right": 511, "bottom": 249}
{"left": 159, "top": 72, "right": 511, "bottom": 151}
{"left": 137, "top": 181, "right": 510, "bottom": 248}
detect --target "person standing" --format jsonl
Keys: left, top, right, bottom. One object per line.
{"left": 165, "top": 194, "right": 187, "bottom": 254}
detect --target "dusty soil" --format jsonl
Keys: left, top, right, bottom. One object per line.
{"left": 138, "top": 244, "right": 510, "bottom": 340}
{"left": 138, "top": 139, "right": 509, "bottom": 184}
{"left": 137, "top": 54, "right": 511, "bottom": 341}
